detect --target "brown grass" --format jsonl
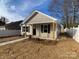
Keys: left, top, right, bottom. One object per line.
{"left": 0, "top": 37, "right": 79, "bottom": 59}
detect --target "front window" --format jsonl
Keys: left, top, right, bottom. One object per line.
{"left": 41, "top": 24, "right": 50, "bottom": 33}
{"left": 44, "top": 25, "right": 48, "bottom": 32}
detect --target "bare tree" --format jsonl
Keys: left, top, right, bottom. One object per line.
{"left": 48, "top": 0, "right": 63, "bottom": 18}
{"left": 48, "top": 0, "right": 79, "bottom": 28}
{"left": 63, "top": 0, "right": 70, "bottom": 28}
{"left": 0, "top": 16, "right": 8, "bottom": 24}
{"left": 72, "top": 0, "right": 79, "bottom": 27}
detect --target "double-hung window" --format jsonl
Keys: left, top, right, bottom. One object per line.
{"left": 23, "top": 26, "right": 30, "bottom": 32}
{"left": 26, "top": 27, "right": 30, "bottom": 32}
{"left": 23, "top": 27, "right": 25, "bottom": 32}
{"left": 44, "top": 25, "right": 48, "bottom": 32}
{"left": 41, "top": 24, "right": 50, "bottom": 33}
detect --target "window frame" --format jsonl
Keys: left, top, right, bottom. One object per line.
{"left": 44, "top": 24, "right": 48, "bottom": 33}
{"left": 22, "top": 26, "right": 30, "bottom": 32}
{"left": 41, "top": 24, "right": 50, "bottom": 33}
{"left": 26, "top": 26, "right": 30, "bottom": 32}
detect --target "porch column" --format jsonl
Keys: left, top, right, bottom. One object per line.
{"left": 21, "top": 26, "right": 23, "bottom": 35}
{"left": 25, "top": 24, "right": 27, "bottom": 38}
{"left": 55, "top": 23, "right": 57, "bottom": 39}
{"left": 31, "top": 24, "right": 33, "bottom": 35}
{"left": 52, "top": 22, "right": 55, "bottom": 40}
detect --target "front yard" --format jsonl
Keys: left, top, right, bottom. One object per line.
{"left": 0, "top": 36, "right": 79, "bottom": 59}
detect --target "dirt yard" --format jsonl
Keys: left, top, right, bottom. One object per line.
{"left": 0, "top": 36, "right": 23, "bottom": 43}
{"left": 0, "top": 36, "right": 79, "bottom": 59}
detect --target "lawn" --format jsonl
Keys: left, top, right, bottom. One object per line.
{"left": 0, "top": 37, "right": 79, "bottom": 59}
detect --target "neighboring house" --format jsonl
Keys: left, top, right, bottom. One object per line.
{"left": 6, "top": 20, "right": 22, "bottom": 30}
{"left": 20, "top": 10, "right": 62, "bottom": 40}
{"left": 0, "top": 21, "right": 22, "bottom": 37}
{"left": 0, "top": 20, "right": 6, "bottom": 31}
{"left": 0, "top": 26, "right": 5, "bottom": 31}
{"left": 0, "top": 16, "right": 8, "bottom": 31}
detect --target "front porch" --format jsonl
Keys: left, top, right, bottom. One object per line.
{"left": 22, "top": 22, "right": 58, "bottom": 40}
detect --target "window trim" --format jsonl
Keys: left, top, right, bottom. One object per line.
{"left": 44, "top": 24, "right": 48, "bottom": 33}
{"left": 22, "top": 26, "right": 30, "bottom": 32}
{"left": 41, "top": 24, "right": 50, "bottom": 33}
{"left": 26, "top": 26, "right": 30, "bottom": 32}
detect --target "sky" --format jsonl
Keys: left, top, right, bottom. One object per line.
{"left": 0, "top": 0, "right": 62, "bottom": 22}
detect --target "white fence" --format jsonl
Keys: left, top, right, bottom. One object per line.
{"left": 0, "top": 30, "right": 21, "bottom": 37}
{"left": 65, "top": 26, "right": 79, "bottom": 43}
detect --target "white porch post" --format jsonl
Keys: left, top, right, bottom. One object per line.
{"left": 52, "top": 22, "right": 55, "bottom": 40}
{"left": 25, "top": 24, "right": 27, "bottom": 38}
{"left": 21, "top": 26, "right": 23, "bottom": 35}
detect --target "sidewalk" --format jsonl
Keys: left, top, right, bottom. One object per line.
{"left": 0, "top": 38, "right": 27, "bottom": 46}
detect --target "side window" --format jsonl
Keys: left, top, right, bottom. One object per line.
{"left": 22, "top": 26, "right": 30, "bottom": 32}
{"left": 26, "top": 27, "right": 30, "bottom": 32}
{"left": 23, "top": 27, "right": 25, "bottom": 32}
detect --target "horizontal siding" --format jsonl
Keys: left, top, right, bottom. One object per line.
{"left": 27, "top": 13, "right": 54, "bottom": 24}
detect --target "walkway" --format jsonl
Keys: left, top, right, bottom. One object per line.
{"left": 0, "top": 38, "right": 26, "bottom": 46}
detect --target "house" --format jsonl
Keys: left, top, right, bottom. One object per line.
{"left": 0, "top": 21, "right": 5, "bottom": 31}
{"left": 0, "top": 16, "right": 9, "bottom": 31}
{"left": 20, "top": 10, "right": 62, "bottom": 40}
{"left": 0, "top": 17, "right": 6, "bottom": 31}
{"left": 0, "top": 26, "right": 5, "bottom": 31}
{"left": 6, "top": 20, "right": 22, "bottom": 30}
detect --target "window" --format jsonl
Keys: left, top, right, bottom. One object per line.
{"left": 26, "top": 27, "right": 30, "bottom": 32}
{"left": 23, "top": 26, "right": 30, "bottom": 32}
{"left": 44, "top": 25, "right": 48, "bottom": 32}
{"left": 41, "top": 24, "right": 50, "bottom": 33}
{"left": 23, "top": 27, "right": 25, "bottom": 32}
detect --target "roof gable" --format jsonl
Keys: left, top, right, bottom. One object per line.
{"left": 21, "top": 10, "right": 58, "bottom": 25}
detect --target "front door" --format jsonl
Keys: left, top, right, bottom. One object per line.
{"left": 33, "top": 28, "right": 36, "bottom": 35}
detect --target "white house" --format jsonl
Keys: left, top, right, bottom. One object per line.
{"left": 0, "top": 26, "right": 5, "bottom": 31}
{"left": 20, "top": 10, "right": 62, "bottom": 40}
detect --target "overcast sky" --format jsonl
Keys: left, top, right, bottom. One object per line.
{"left": 0, "top": 0, "right": 53, "bottom": 22}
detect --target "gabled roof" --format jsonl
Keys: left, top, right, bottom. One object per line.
{"left": 20, "top": 10, "right": 58, "bottom": 25}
